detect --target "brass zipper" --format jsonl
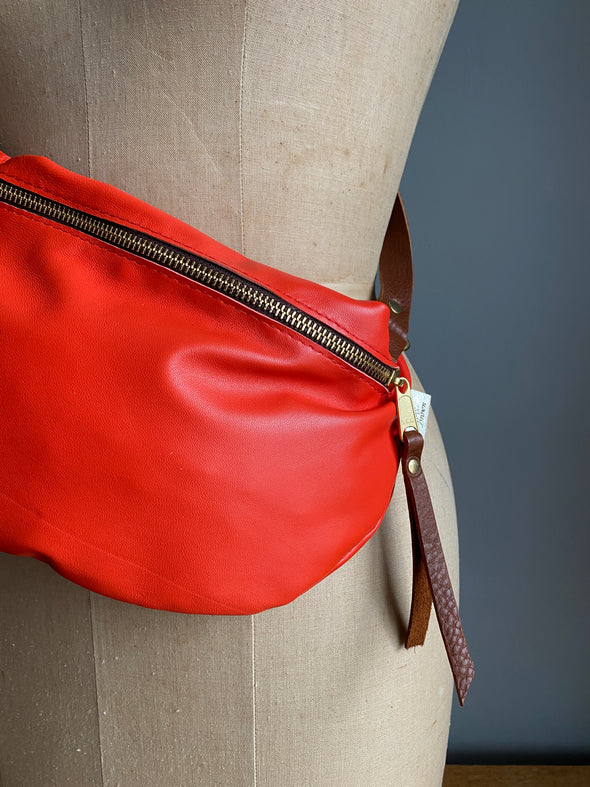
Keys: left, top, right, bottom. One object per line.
{"left": 0, "top": 178, "right": 399, "bottom": 390}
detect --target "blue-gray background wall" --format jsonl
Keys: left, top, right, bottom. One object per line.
{"left": 400, "top": 0, "right": 590, "bottom": 763}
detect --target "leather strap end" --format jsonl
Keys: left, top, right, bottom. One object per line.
{"left": 378, "top": 193, "right": 413, "bottom": 362}
{"left": 404, "top": 523, "right": 432, "bottom": 648}
{"left": 401, "top": 430, "right": 475, "bottom": 706}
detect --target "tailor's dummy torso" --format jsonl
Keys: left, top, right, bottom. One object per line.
{"left": 0, "top": 2, "right": 461, "bottom": 784}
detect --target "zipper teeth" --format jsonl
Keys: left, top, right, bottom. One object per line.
{"left": 0, "top": 178, "right": 397, "bottom": 389}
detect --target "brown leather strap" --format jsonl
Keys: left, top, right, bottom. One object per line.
{"left": 401, "top": 430, "right": 475, "bottom": 706}
{"left": 377, "top": 193, "right": 413, "bottom": 361}
{"left": 379, "top": 195, "right": 475, "bottom": 704}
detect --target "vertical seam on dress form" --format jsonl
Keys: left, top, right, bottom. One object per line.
{"left": 88, "top": 594, "right": 106, "bottom": 787}
{"left": 238, "top": 0, "right": 249, "bottom": 258}
{"left": 77, "top": 0, "right": 92, "bottom": 178}
{"left": 78, "top": 11, "right": 102, "bottom": 779}
{"left": 240, "top": 7, "right": 257, "bottom": 784}
{"left": 251, "top": 614, "right": 258, "bottom": 787}
{"left": 79, "top": 1, "right": 103, "bottom": 773}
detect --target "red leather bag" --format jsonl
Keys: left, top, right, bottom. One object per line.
{"left": 0, "top": 151, "right": 474, "bottom": 703}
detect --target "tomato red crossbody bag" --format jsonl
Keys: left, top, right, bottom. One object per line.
{"left": 0, "top": 151, "right": 474, "bottom": 704}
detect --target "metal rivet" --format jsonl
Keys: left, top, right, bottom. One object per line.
{"left": 389, "top": 298, "right": 402, "bottom": 314}
{"left": 408, "top": 458, "right": 421, "bottom": 475}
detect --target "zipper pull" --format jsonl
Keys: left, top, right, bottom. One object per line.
{"left": 394, "top": 376, "right": 419, "bottom": 442}
{"left": 393, "top": 376, "right": 475, "bottom": 706}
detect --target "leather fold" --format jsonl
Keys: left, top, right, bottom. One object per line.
{"left": 378, "top": 194, "right": 413, "bottom": 360}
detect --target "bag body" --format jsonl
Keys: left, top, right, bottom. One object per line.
{"left": 0, "top": 151, "right": 407, "bottom": 615}
{"left": 0, "top": 151, "right": 476, "bottom": 705}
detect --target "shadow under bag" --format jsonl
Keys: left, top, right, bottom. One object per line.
{"left": 0, "top": 151, "right": 474, "bottom": 704}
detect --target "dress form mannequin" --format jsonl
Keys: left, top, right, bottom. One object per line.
{"left": 0, "top": 1, "right": 461, "bottom": 784}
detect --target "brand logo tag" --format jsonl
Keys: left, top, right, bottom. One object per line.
{"left": 411, "top": 390, "right": 431, "bottom": 437}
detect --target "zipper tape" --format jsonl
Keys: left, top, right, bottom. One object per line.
{"left": 0, "top": 178, "right": 398, "bottom": 390}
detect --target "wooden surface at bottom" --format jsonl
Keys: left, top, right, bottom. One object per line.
{"left": 443, "top": 765, "right": 590, "bottom": 786}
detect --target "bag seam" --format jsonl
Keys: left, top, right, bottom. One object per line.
{"left": 1, "top": 201, "right": 389, "bottom": 399}
{"left": 0, "top": 169, "right": 392, "bottom": 362}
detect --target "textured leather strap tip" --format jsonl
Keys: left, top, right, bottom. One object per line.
{"left": 401, "top": 430, "right": 475, "bottom": 706}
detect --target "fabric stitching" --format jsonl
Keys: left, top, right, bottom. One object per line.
{"left": 251, "top": 614, "right": 258, "bottom": 787}
{"left": 238, "top": 0, "right": 248, "bottom": 261}
{"left": 76, "top": 7, "right": 105, "bottom": 783}
{"left": 238, "top": 5, "right": 258, "bottom": 783}
{"left": 77, "top": 0, "right": 92, "bottom": 182}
